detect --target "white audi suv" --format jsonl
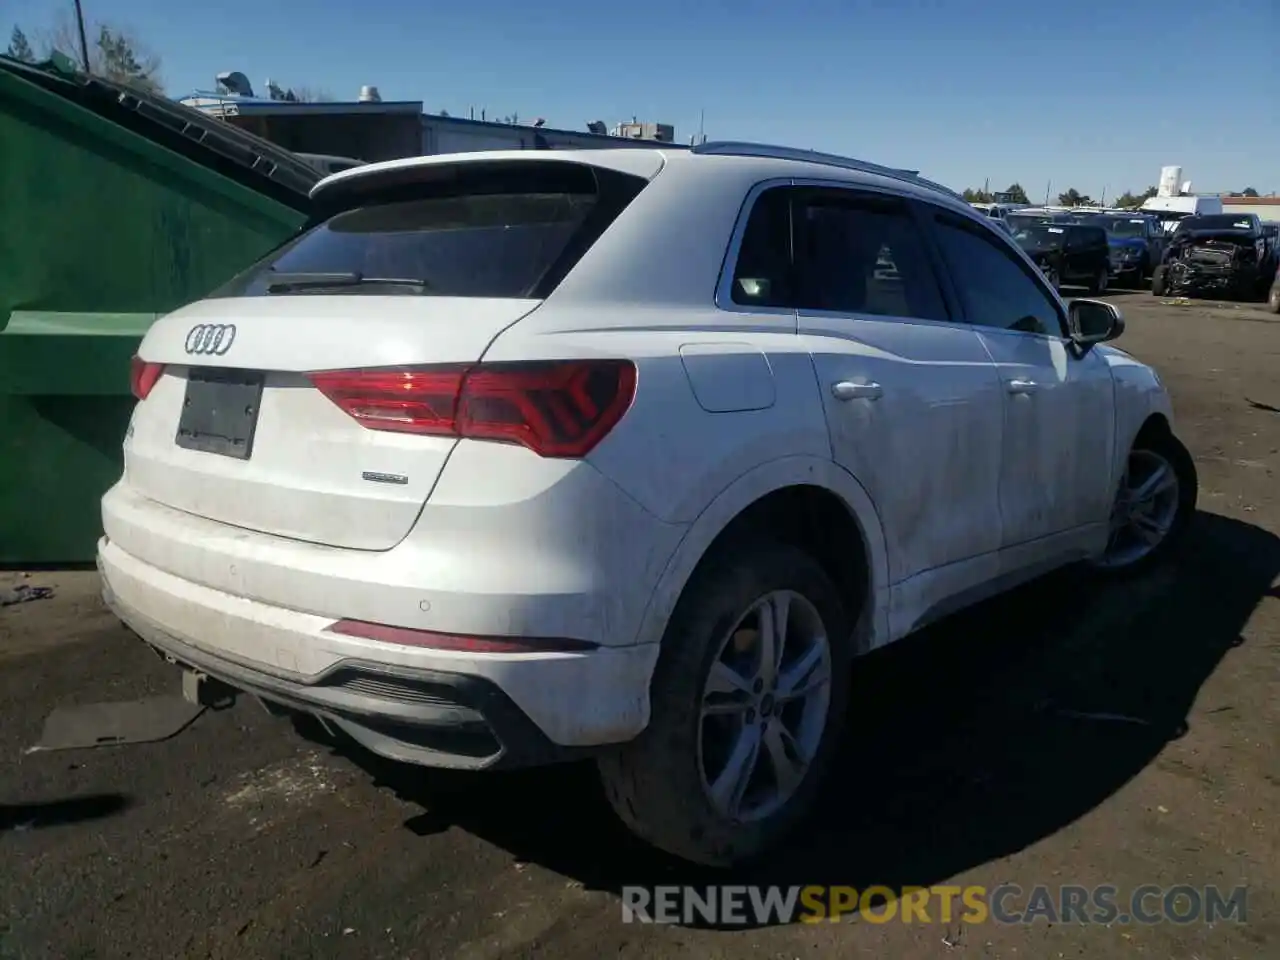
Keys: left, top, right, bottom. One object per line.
{"left": 99, "top": 142, "right": 1197, "bottom": 866}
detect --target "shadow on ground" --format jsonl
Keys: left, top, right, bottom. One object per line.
{"left": 0, "top": 794, "right": 131, "bottom": 832}
{"left": 322, "top": 510, "right": 1278, "bottom": 929}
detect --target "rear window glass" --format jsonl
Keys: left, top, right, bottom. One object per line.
{"left": 1176, "top": 215, "right": 1251, "bottom": 232}
{"left": 211, "top": 162, "right": 647, "bottom": 299}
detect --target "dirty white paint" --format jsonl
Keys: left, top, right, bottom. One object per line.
{"left": 801, "top": 313, "right": 1004, "bottom": 586}
{"left": 126, "top": 297, "right": 542, "bottom": 551}
{"left": 100, "top": 148, "right": 1181, "bottom": 765}
{"left": 977, "top": 329, "right": 1116, "bottom": 545}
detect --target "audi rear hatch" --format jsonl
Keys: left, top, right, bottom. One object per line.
{"left": 123, "top": 157, "right": 654, "bottom": 550}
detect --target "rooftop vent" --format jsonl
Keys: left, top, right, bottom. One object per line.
{"left": 215, "top": 70, "right": 253, "bottom": 97}
{"left": 358, "top": 85, "right": 382, "bottom": 103}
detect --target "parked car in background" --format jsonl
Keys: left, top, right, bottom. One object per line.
{"left": 1087, "top": 213, "right": 1166, "bottom": 288}
{"left": 969, "top": 201, "right": 1027, "bottom": 222}
{"left": 1010, "top": 221, "right": 1111, "bottom": 293}
{"left": 1005, "top": 208, "right": 1075, "bottom": 233}
{"left": 100, "top": 143, "right": 1197, "bottom": 867}
{"left": 1153, "top": 213, "right": 1279, "bottom": 300}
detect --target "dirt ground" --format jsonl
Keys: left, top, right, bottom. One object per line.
{"left": 1, "top": 291, "right": 1277, "bottom": 960}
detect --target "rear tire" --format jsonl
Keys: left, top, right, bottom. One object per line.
{"left": 1269, "top": 284, "right": 1280, "bottom": 314}
{"left": 598, "top": 540, "right": 853, "bottom": 867}
{"left": 1087, "top": 268, "right": 1108, "bottom": 296}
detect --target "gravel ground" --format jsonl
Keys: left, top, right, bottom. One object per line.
{"left": 2, "top": 291, "right": 1277, "bottom": 959}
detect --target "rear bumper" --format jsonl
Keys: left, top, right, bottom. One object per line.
{"left": 99, "top": 537, "right": 660, "bottom": 769}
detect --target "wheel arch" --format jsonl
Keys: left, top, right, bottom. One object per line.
{"left": 1134, "top": 411, "right": 1173, "bottom": 445}
{"left": 632, "top": 456, "right": 890, "bottom": 654}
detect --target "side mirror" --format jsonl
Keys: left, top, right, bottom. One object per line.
{"left": 1069, "top": 298, "right": 1124, "bottom": 348}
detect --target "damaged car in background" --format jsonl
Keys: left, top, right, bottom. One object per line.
{"left": 1151, "top": 213, "right": 1279, "bottom": 300}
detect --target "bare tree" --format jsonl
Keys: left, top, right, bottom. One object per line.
{"left": 7, "top": 25, "right": 35, "bottom": 62}
{"left": 1057, "top": 187, "right": 1094, "bottom": 207}
{"left": 35, "top": 11, "right": 163, "bottom": 93}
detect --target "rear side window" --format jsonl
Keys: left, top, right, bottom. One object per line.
{"left": 730, "top": 187, "right": 794, "bottom": 307}
{"left": 211, "top": 162, "right": 647, "bottom": 300}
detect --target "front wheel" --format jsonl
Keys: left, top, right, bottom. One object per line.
{"left": 1091, "top": 431, "right": 1197, "bottom": 578}
{"left": 1087, "top": 268, "right": 1109, "bottom": 296}
{"left": 1268, "top": 283, "right": 1280, "bottom": 314}
{"left": 598, "top": 540, "right": 852, "bottom": 866}
{"left": 1151, "top": 265, "right": 1168, "bottom": 297}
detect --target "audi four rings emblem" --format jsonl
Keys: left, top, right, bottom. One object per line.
{"left": 184, "top": 323, "right": 237, "bottom": 356}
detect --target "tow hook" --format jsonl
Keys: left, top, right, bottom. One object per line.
{"left": 181, "top": 668, "right": 237, "bottom": 709}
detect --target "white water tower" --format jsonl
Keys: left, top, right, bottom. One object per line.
{"left": 1158, "top": 165, "right": 1182, "bottom": 197}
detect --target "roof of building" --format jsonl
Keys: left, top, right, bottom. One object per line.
{"left": 180, "top": 92, "right": 424, "bottom": 116}
{"left": 1223, "top": 195, "right": 1280, "bottom": 205}
{"left": 178, "top": 93, "right": 680, "bottom": 145}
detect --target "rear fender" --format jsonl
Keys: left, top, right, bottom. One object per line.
{"left": 631, "top": 455, "right": 890, "bottom": 651}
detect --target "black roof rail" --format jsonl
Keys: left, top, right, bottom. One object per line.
{"left": 689, "top": 140, "right": 963, "bottom": 200}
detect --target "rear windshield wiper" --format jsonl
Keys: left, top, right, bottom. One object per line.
{"left": 265, "top": 271, "right": 431, "bottom": 293}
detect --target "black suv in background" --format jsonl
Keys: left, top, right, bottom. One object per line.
{"left": 1009, "top": 221, "right": 1111, "bottom": 293}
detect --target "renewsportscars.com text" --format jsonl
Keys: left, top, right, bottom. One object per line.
{"left": 620, "top": 883, "right": 1249, "bottom": 926}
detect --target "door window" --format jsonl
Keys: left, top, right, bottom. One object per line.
{"left": 931, "top": 213, "right": 1066, "bottom": 336}
{"left": 793, "top": 190, "right": 950, "bottom": 322}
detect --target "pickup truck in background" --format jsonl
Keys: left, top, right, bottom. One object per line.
{"left": 1152, "top": 213, "right": 1280, "bottom": 300}
{"left": 1087, "top": 213, "right": 1166, "bottom": 289}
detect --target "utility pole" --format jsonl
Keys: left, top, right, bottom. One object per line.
{"left": 1045, "top": 181, "right": 1051, "bottom": 206}
{"left": 72, "top": 0, "right": 91, "bottom": 73}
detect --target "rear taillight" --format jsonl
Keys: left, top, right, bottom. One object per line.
{"left": 130, "top": 355, "right": 164, "bottom": 401}
{"left": 307, "top": 359, "right": 636, "bottom": 458}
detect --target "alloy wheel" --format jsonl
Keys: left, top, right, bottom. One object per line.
{"left": 697, "top": 590, "right": 833, "bottom": 823}
{"left": 1095, "top": 449, "right": 1182, "bottom": 569}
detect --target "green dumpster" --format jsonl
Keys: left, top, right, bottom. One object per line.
{"left": 0, "top": 56, "right": 316, "bottom": 564}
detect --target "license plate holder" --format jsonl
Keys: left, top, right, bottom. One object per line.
{"left": 175, "top": 368, "right": 265, "bottom": 460}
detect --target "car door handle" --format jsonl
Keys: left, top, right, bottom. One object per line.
{"left": 1006, "top": 379, "right": 1039, "bottom": 395}
{"left": 831, "top": 381, "right": 883, "bottom": 401}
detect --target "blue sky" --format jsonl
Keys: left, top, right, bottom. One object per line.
{"left": 8, "top": 0, "right": 1277, "bottom": 197}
